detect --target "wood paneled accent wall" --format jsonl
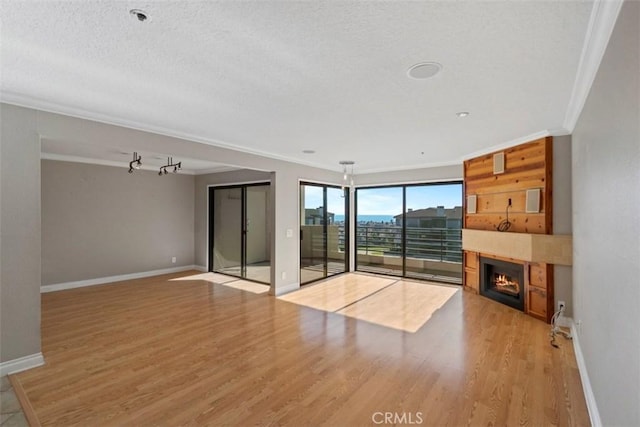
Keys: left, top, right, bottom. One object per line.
{"left": 464, "top": 137, "right": 552, "bottom": 234}
{"left": 463, "top": 137, "right": 554, "bottom": 322}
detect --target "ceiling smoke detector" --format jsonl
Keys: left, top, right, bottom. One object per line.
{"left": 129, "top": 9, "right": 149, "bottom": 22}
{"left": 456, "top": 112, "right": 470, "bottom": 118}
{"left": 407, "top": 62, "right": 442, "bottom": 80}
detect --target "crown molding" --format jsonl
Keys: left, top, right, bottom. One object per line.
{"left": 460, "top": 130, "right": 551, "bottom": 161}
{"left": 547, "top": 127, "right": 571, "bottom": 136}
{"left": 354, "top": 159, "right": 462, "bottom": 175}
{"left": 1, "top": 92, "right": 334, "bottom": 172}
{"left": 354, "top": 124, "right": 562, "bottom": 174}
{"left": 563, "top": 0, "right": 624, "bottom": 132}
{"left": 41, "top": 152, "right": 199, "bottom": 175}
{"left": 41, "top": 152, "right": 241, "bottom": 176}
{"left": 196, "top": 166, "right": 241, "bottom": 175}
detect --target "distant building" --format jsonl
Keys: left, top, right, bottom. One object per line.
{"left": 305, "top": 207, "right": 335, "bottom": 225}
{"left": 394, "top": 206, "right": 462, "bottom": 229}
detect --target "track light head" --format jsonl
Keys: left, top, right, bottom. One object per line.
{"left": 128, "top": 152, "right": 142, "bottom": 173}
{"left": 158, "top": 156, "right": 181, "bottom": 177}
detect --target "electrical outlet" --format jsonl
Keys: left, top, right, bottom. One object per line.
{"left": 171, "top": 257, "right": 177, "bottom": 264}
{"left": 558, "top": 300, "right": 565, "bottom": 311}
{"left": 508, "top": 198, "right": 512, "bottom": 206}
{"left": 281, "top": 271, "right": 287, "bottom": 280}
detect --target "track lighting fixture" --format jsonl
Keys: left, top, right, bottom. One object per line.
{"left": 128, "top": 152, "right": 142, "bottom": 173}
{"left": 159, "top": 157, "right": 181, "bottom": 176}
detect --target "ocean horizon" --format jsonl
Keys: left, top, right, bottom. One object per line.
{"left": 334, "top": 214, "right": 395, "bottom": 223}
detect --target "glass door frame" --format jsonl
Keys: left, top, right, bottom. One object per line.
{"left": 354, "top": 180, "right": 463, "bottom": 283}
{"left": 207, "top": 181, "right": 271, "bottom": 284}
{"left": 299, "top": 181, "right": 350, "bottom": 285}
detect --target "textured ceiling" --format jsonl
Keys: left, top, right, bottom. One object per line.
{"left": 0, "top": 1, "right": 593, "bottom": 173}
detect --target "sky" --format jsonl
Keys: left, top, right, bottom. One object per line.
{"left": 302, "top": 185, "right": 346, "bottom": 214}
{"left": 303, "top": 183, "right": 462, "bottom": 216}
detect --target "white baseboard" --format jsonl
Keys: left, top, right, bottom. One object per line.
{"left": 570, "top": 320, "right": 602, "bottom": 427}
{"left": 41, "top": 265, "right": 201, "bottom": 293}
{"left": 0, "top": 353, "right": 44, "bottom": 376}
{"left": 193, "top": 265, "right": 207, "bottom": 272}
{"left": 273, "top": 282, "right": 300, "bottom": 296}
{"left": 558, "top": 315, "right": 573, "bottom": 328}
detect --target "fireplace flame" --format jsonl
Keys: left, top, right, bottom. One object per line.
{"left": 494, "top": 274, "right": 519, "bottom": 293}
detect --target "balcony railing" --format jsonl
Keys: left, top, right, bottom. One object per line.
{"left": 302, "top": 224, "right": 463, "bottom": 264}
{"left": 300, "top": 223, "right": 462, "bottom": 282}
{"left": 350, "top": 224, "right": 462, "bottom": 263}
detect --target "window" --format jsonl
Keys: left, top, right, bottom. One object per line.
{"left": 355, "top": 182, "right": 463, "bottom": 284}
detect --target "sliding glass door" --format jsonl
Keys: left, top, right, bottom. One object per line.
{"left": 356, "top": 182, "right": 462, "bottom": 284}
{"left": 300, "top": 183, "right": 348, "bottom": 285}
{"left": 354, "top": 187, "right": 403, "bottom": 276}
{"left": 212, "top": 187, "right": 243, "bottom": 276}
{"left": 326, "top": 186, "right": 347, "bottom": 276}
{"left": 209, "top": 183, "right": 271, "bottom": 284}
{"left": 404, "top": 184, "right": 462, "bottom": 281}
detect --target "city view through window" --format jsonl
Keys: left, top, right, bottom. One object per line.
{"left": 302, "top": 182, "right": 463, "bottom": 284}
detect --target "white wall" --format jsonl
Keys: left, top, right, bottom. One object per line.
{"left": 355, "top": 164, "right": 462, "bottom": 187}
{"left": 41, "top": 160, "right": 195, "bottom": 284}
{"left": 572, "top": 1, "right": 639, "bottom": 425}
{"left": 553, "top": 135, "right": 573, "bottom": 316}
{"left": 0, "top": 104, "right": 41, "bottom": 363}
{"left": 33, "top": 110, "right": 346, "bottom": 294}
{"left": 6, "top": 106, "right": 488, "bottom": 308}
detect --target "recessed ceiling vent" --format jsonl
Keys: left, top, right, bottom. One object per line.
{"left": 407, "top": 62, "right": 442, "bottom": 80}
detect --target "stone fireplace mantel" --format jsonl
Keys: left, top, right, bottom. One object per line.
{"left": 462, "top": 229, "right": 572, "bottom": 266}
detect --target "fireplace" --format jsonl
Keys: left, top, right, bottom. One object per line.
{"left": 479, "top": 257, "right": 525, "bottom": 311}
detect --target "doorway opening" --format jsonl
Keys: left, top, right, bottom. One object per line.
{"left": 208, "top": 183, "right": 271, "bottom": 284}
{"left": 300, "top": 182, "right": 349, "bottom": 285}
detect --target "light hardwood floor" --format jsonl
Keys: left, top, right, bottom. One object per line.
{"left": 12, "top": 271, "right": 589, "bottom": 426}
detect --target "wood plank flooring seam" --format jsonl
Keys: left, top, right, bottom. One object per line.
{"left": 330, "top": 279, "right": 402, "bottom": 313}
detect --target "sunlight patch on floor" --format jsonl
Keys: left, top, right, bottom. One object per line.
{"left": 279, "top": 273, "right": 459, "bottom": 333}
{"left": 337, "top": 280, "right": 459, "bottom": 333}
{"left": 170, "top": 273, "right": 269, "bottom": 294}
{"left": 216, "top": 266, "right": 271, "bottom": 284}
{"left": 278, "top": 274, "right": 395, "bottom": 312}
{"left": 220, "top": 280, "right": 270, "bottom": 294}
{"left": 170, "top": 272, "right": 239, "bottom": 284}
